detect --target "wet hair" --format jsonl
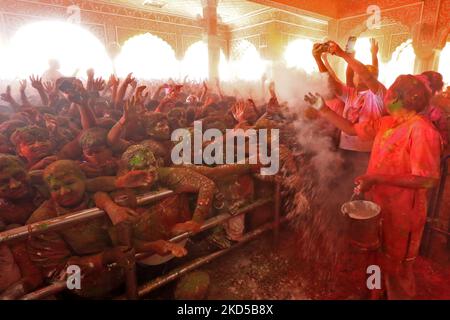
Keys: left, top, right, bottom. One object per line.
{"left": 0, "top": 120, "right": 27, "bottom": 138}
{"left": 10, "top": 125, "right": 49, "bottom": 146}
{"left": 79, "top": 127, "right": 108, "bottom": 149}
{"left": 0, "top": 153, "right": 26, "bottom": 175}
{"left": 389, "top": 74, "right": 431, "bottom": 113}
{"left": 44, "top": 160, "right": 86, "bottom": 182}
{"left": 421, "top": 71, "right": 444, "bottom": 95}
{"left": 121, "top": 144, "right": 158, "bottom": 172}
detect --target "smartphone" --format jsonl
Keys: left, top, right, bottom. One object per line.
{"left": 345, "top": 36, "right": 357, "bottom": 54}
{"left": 57, "top": 77, "right": 85, "bottom": 104}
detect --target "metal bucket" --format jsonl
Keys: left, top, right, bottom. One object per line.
{"left": 341, "top": 200, "right": 381, "bottom": 250}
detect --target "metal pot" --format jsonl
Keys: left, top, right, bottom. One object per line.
{"left": 341, "top": 200, "right": 381, "bottom": 250}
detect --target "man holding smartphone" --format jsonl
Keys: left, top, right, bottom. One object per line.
{"left": 313, "top": 38, "right": 386, "bottom": 181}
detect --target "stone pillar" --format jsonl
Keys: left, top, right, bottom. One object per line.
{"left": 202, "top": 0, "right": 219, "bottom": 80}
{"left": 412, "top": 23, "right": 450, "bottom": 73}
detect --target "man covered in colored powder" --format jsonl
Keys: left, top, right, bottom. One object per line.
{"left": 25, "top": 160, "right": 164, "bottom": 298}
{"left": 305, "top": 71, "right": 441, "bottom": 299}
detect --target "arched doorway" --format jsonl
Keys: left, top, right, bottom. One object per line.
{"left": 229, "top": 40, "right": 266, "bottom": 81}
{"left": 180, "top": 41, "right": 229, "bottom": 81}
{"left": 283, "top": 38, "right": 318, "bottom": 74}
{"left": 438, "top": 42, "right": 450, "bottom": 85}
{"left": 115, "top": 33, "right": 178, "bottom": 80}
{"left": 5, "top": 21, "right": 112, "bottom": 79}
{"left": 379, "top": 39, "right": 415, "bottom": 87}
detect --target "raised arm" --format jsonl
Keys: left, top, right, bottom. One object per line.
{"left": 115, "top": 73, "right": 134, "bottom": 108}
{"left": 313, "top": 43, "right": 344, "bottom": 96}
{"left": 304, "top": 92, "right": 356, "bottom": 135}
{"left": 107, "top": 97, "right": 135, "bottom": 149}
{"left": 322, "top": 53, "right": 345, "bottom": 87}
{"left": 29, "top": 75, "right": 49, "bottom": 106}
{"left": 1, "top": 86, "right": 21, "bottom": 111}
{"left": 200, "top": 81, "right": 208, "bottom": 103}
{"left": 86, "top": 68, "right": 94, "bottom": 92}
{"left": 18, "top": 79, "right": 32, "bottom": 108}
{"left": 328, "top": 41, "right": 384, "bottom": 94}
{"left": 370, "top": 38, "right": 379, "bottom": 72}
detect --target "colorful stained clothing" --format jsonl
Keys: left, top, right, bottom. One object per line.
{"left": 423, "top": 104, "right": 448, "bottom": 147}
{"left": 338, "top": 86, "right": 386, "bottom": 152}
{"left": 132, "top": 194, "right": 191, "bottom": 242}
{"left": 354, "top": 114, "right": 441, "bottom": 297}
{"left": 26, "top": 197, "right": 123, "bottom": 298}
{"left": 156, "top": 167, "right": 217, "bottom": 222}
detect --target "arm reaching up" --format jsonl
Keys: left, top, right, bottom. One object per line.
{"left": 29, "top": 75, "right": 49, "bottom": 106}
{"left": 312, "top": 43, "right": 344, "bottom": 96}
{"left": 304, "top": 92, "right": 356, "bottom": 135}
{"left": 0, "top": 86, "right": 21, "bottom": 111}
{"left": 328, "top": 41, "right": 385, "bottom": 94}
{"left": 19, "top": 79, "right": 32, "bottom": 108}
{"left": 370, "top": 38, "right": 379, "bottom": 73}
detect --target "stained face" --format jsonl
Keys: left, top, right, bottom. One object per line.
{"left": 384, "top": 89, "right": 404, "bottom": 115}
{"left": 82, "top": 145, "right": 113, "bottom": 165}
{"left": 18, "top": 137, "right": 52, "bottom": 163}
{"left": 147, "top": 119, "right": 170, "bottom": 140}
{"left": 46, "top": 171, "right": 85, "bottom": 207}
{"left": 0, "top": 164, "right": 31, "bottom": 199}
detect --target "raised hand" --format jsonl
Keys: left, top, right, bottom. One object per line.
{"left": 107, "top": 74, "right": 119, "bottom": 88}
{"left": 370, "top": 38, "right": 379, "bottom": 55}
{"left": 120, "top": 96, "right": 138, "bottom": 125}
{"left": 327, "top": 41, "right": 345, "bottom": 57}
{"left": 92, "top": 77, "right": 106, "bottom": 92}
{"left": 134, "top": 85, "right": 148, "bottom": 103}
{"left": 269, "top": 81, "right": 276, "bottom": 97}
{"left": 86, "top": 68, "right": 95, "bottom": 79}
{"left": 231, "top": 100, "right": 246, "bottom": 122}
{"left": 19, "top": 79, "right": 27, "bottom": 93}
{"left": 313, "top": 43, "right": 326, "bottom": 57}
{"left": 304, "top": 92, "right": 325, "bottom": 110}
{"left": 0, "top": 85, "right": 13, "bottom": 103}
{"left": 43, "top": 81, "right": 56, "bottom": 95}
{"left": 29, "top": 75, "right": 44, "bottom": 90}
{"left": 124, "top": 73, "right": 135, "bottom": 86}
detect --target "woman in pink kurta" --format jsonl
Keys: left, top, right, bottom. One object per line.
{"left": 305, "top": 73, "right": 442, "bottom": 299}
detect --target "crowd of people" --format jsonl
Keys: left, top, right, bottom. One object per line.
{"left": 0, "top": 37, "right": 448, "bottom": 300}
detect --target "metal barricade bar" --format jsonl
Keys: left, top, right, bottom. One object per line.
{"left": 0, "top": 190, "right": 174, "bottom": 245}
{"left": 16, "top": 182, "right": 281, "bottom": 300}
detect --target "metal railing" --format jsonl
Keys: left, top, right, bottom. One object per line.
{"left": 0, "top": 181, "right": 282, "bottom": 300}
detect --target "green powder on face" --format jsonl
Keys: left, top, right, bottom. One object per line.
{"left": 388, "top": 99, "right": 403, "bottom": 113}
